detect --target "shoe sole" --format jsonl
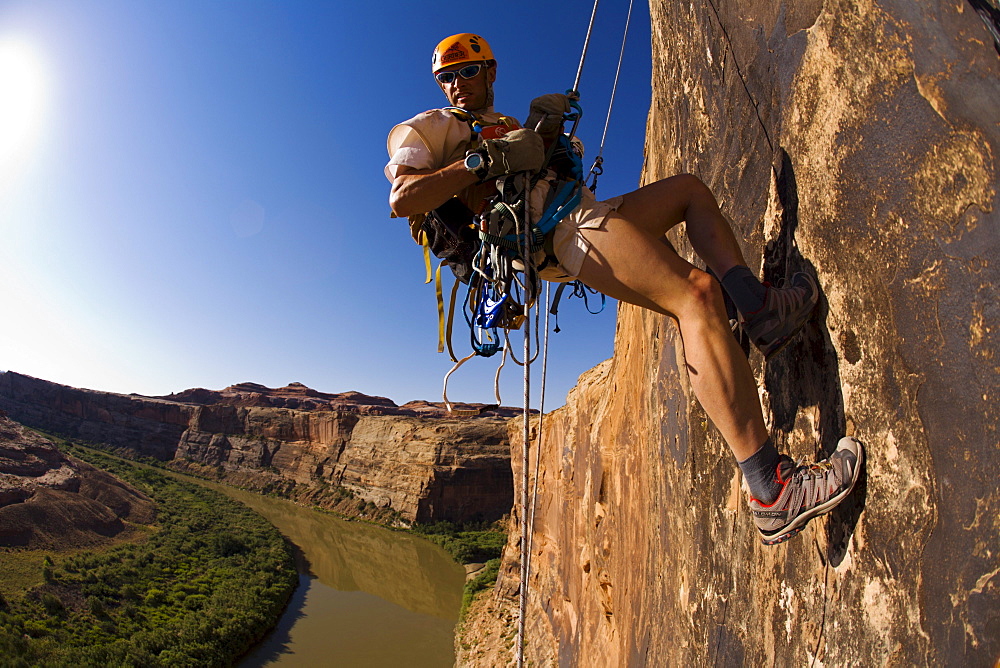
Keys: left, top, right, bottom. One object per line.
{"left": 760, "top": 331, "right": 797, "bottom": 359}
{"left": 759, "top": 438, "right": 866, "bottom": 545}
{"left": 761, "top": 525, "right": 804, "bottom": 546}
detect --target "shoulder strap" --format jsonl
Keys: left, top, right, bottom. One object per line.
{"left": 442, "top": 107, "right": 521, "bottom": 141}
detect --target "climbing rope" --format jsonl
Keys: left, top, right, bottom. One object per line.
{"left": 515, "top": 2, "right": 633, "bottom": 666}
{"left": 516, "top": 172, "right": 535, "bottom": 668}
{"left": 572, "top": 0, "right": 601, "bottom": 96}
{"left": 704, "top": 0, "right": 774, "bottom": 152}
{"left": 523, "top": 280, "right": 550, "bottom": 660}
{"left": 587, "top": 0, "right": 634, "bottom": 192}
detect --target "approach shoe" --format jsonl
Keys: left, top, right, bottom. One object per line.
{"left": 749, "top": 436, "right": 864, "bottom": 546}
{"left": 741, "top": 272, "right": 818, "bottom": 358}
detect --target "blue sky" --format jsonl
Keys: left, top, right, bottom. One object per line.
{"left": 0, "top": 1, "right": 652, "bottom": 408}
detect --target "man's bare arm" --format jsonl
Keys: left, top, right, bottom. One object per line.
{"left": 389, "top": 162, "right": 479, "bottom": 218}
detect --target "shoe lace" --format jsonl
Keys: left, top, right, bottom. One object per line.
{"left": 785, "top": 458, "right": 843, "bottom": 512}
{"left": 766, "top": 281, "right": 812, "bottom": 321}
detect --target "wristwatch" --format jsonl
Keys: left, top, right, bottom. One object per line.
{"left": 464, "top": 148, "right": 490, "bottom": 180}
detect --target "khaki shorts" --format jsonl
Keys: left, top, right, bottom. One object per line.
{"left": 536, "top": 195, "right": 624, "bottom": 282}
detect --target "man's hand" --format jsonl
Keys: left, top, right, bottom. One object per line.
{"left": 481, "top": 129, "right": 545, "bottom": 178}
{"left": 526, "top": 93, "right": 570, "bottom": 136}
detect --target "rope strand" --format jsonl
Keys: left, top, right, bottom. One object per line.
{"left": 705, "top": 0, "right": 774, "bottom": 151}
{"left": 523, "top": 282, "right": 551, "bottom": 661}
{"left": 515, "top": 172, "right": 534, "bottom": 668}
{"left": 572, "top": 0, "right": 601, "bottom": 95}
{"left": 589, "top": 0, "right": 634, "bottom": 184}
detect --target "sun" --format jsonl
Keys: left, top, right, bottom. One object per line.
{"left": 0, "top": 37, "right": 50, "bottom": 175}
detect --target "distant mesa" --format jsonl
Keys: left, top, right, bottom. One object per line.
{"left": 154, "top": 379, "right": 522, "bottom": 418}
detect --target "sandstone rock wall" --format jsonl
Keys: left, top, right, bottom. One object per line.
{"left": 459, "top": 1, "right": 998, "bottom": 665}
{"left": 175, "top": 406, "right": 512, "bottom": 523}
{"left": 0, "top": 372, "right": 191, "bottom": 460}
{"left": 0, "top": 372, "right": 513, "bottom": 524}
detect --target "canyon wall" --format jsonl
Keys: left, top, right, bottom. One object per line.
{"left": 0, "top": 372, "right": 513, "bottom": 524}
{"left": 459, "top": 0, "right": 998, "bottom": 665}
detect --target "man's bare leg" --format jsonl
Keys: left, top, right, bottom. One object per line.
{"left": 614, "top": 173, "right": 819, "bottom": 358}
{"left": 614, "top": 174, "right": 748, "bottom": 277}
{"left": 568, "top": 177, "right": 863, "bottom": 546}
{"left": 574, "top": 212, "right": 767, "bottom": 461}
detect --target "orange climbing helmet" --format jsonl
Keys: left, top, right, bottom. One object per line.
{"left": 431, "top": 33, "right": 495, "bottom": 73}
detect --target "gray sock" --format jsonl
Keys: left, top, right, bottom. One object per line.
{"left": 721, "top": 266, "right": 767, "bottom": 316}
{"left": 738, "top": 438, "right": 783, "bottom": 504}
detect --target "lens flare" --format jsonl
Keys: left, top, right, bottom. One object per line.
{"left": 0, "top": 37, "right": 50, "bottom": 180}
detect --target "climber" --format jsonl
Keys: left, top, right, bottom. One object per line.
{"left": 384, "top": 33, "right": 864, "bottom": 545}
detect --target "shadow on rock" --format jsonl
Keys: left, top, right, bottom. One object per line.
{"left": 762, "top": 148, "right": 866, "bottom": 566}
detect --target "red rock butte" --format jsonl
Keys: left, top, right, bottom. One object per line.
{"left": 156, "top": 380, "right": 524, "bottom": 418}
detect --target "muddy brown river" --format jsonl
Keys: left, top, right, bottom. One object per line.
{"left": 183, "top": 480, "right": 465, "bottom": 666}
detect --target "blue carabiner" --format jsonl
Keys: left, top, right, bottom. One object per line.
{"left": 563, "top": 91, "right": 583, "bottom": 123}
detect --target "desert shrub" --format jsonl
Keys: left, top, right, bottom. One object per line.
{"left": 144, "top": 588, "right": 166, "bottom": 607}
{"left": 39, "top": 593, "right": 64, "bottom": 617}
{"left": 0, "top": 446, "right": 297, "bottom": 666}
{"left": 460, "top": 558, "right": 501, "bottom": 618}
{"left": 86, "top": 597, "right": 107, "bottom": 618}
{"left": 413, "top": 521, "right": 506, "bottom": 563}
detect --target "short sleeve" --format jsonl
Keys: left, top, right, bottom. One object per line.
{"left": 384, "top": 110, "right": 472, "bottom": 181}
{"left": 385, "top": 124, "right": 436, "bottom": 181}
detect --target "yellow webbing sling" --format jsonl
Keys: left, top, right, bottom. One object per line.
{"left": 420, "top": 228, "right": 463, "bottom": 362}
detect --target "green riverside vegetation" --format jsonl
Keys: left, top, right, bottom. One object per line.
{"left": 57, "top": 436, "right": 509, "bottom": 624}
{"left": 0, "top": 445, "right": 297, "bottom": 668}
{"left": 412, "top": 521, "right": 505, "bottom": 618}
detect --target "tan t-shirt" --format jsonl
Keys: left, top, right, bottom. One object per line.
{"left": 385, "top": 109, "right": 521, "bottom": 223}
{"left": 386, "top": 108, "right": 615, "bottom": 280}
{"left": 385, "top": 108, "right": 517, "bottom": 179}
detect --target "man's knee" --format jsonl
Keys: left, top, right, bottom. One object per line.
{"left": 654, "top": 172, "right": 706, "bottom": 193}
{"left": 672, "top": 173, "right": 714, "bottom": 204}
{"left": 645, "top": 173, "right": 715, "bottom": 213}
{"left": 685, "top": 268, "right": 726, "bottom": 316}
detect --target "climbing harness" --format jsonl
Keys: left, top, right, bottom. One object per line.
{"left": 435, "top": 104, "right": 588, "bottom": 413}
{"left": 550, "top": 279, "right": 606, "bottom": 333}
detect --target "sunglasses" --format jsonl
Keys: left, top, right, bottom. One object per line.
{"left": 435, "top": 63, "right": 484, "bottom": 84}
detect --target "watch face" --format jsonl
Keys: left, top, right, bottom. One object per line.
{"left": 465, "top": 153, "right": 483, "bottom": 170}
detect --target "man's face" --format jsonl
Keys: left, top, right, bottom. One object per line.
{"left": 436, "top": 61, "right": 495, "bottom": 111}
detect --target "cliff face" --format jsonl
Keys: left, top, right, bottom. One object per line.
{"left": 174, "top": 403, "right": 512, "bottom": 523}
{"left": 0, "top": 373, "right": 191, "bottom": 461}
{"left": 0, "top": 372, "right": 513, "bottom": 524}
{"left": 460, "top": 1, "right": 998, "bottom": 665}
